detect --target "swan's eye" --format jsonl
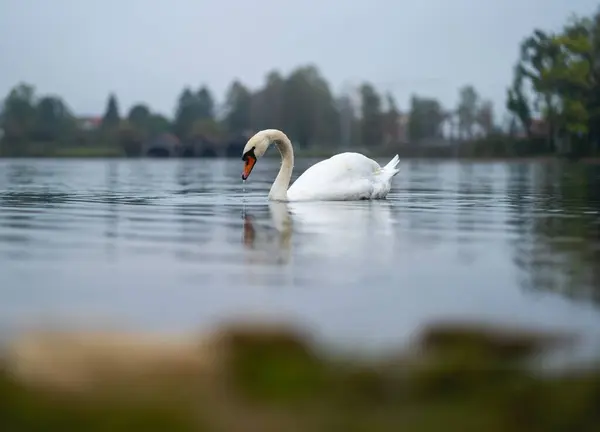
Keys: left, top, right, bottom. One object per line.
{"left": 242, "top": 146, "right": 256, "bottom": 161}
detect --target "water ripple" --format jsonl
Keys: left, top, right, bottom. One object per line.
{"left": 0, "top": 158, "right": 599, "bottom": 357}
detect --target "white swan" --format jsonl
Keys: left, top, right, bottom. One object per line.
{"left": 241, "top": 129, "right": 401, "bottom": 201}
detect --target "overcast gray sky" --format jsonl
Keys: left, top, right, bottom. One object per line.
{"left": 0, "top": 0, "right": 597, "bottom": 120}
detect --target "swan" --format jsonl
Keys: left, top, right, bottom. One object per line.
{"left": 241, "top": 129, "right": 401, "bottom": 201}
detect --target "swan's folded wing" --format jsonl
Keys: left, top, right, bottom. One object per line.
{"left": 287, "top": 153, "right": 385, "bottom": 201}
{"left": 288, "top": 175, "right": 375, "bottom": 201}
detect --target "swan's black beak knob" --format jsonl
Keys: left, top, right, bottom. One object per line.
{"left": 241, "top": 151, "right": 257, "bottom": 181}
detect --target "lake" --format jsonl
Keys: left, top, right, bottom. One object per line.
{"left": 1, "top": 157, "right": 599, "bottom": 361}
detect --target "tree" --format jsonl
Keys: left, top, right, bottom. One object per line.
{"left": 173, "top": 87, "right": 198, "bottom": 140}
{"left": 125, "top": 104, "right": 171, "bottom": 146}
{"left": 281, "top": 66, "right": 316, "bottom": 148}
{"left": 280, "top": 65, "right": 337, "bottom": 148}
{"left": 127, "top": 104, "right": 151, "bottom": 130}
{"left": 147, "top": 114, "right": 171, "bottom": 136}
{"left": 408, "top": 95, "right": 445, "bottom": 143}
{"left": 250, "top": 70, "right": 285, "bottom": 132}
{"left": 551, "top": 15, "right": 598, "bottom": 152}
{"left": 506, "top": 9, "right": 600, "bottom": 155}
{"left": 190, "top": 118, "right": 223, "bottom": 141}
{"left": 172, "top": 86, "right": 218, "bottom": 141}
{"left": 0, "top": 83, "right": 37, "bottom": 154}
{"left": 102, "top": 93, "right": 120, "bottom": 129}
{"left": 1, "top": 83, "right": 37, "bottom": 142}
{"left": 456, "top": 85, "right": 479, "bottom": 140}
{"left": 308, "top": 68, "right": 339, "bottom": 147}
{"left": 196, "top": 86, "right": 215, "bottom": 120}
{"left": 506, "top": 65, "right": 532, "bottom": 137}
{"left": 33, "top": 96, "right": 74, "bottom": 142}
{"left": 359, "top": 83, "right": 383, "bottom": 147}
{"left": 382, "top": 93, "right": 400, "bottom": 145}
{"left": 336, "top": 94, "right": 356, "bottom": 149}
{"left": 477, "top": 100, "right": 495, "bottom": 137}
{"left": 124, "top": 104, "right": 155, "bottom": 151}
{"left": 224, "top": 80, "right": 252, "bottom": 135}
{"left": 117, "top": 120, "right": 143, "bottom": 157}
{"left": 520, "top": 29, "right": 562, "bottom": 150}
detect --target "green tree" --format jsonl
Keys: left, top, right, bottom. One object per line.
{"left": 172, "top": 86, "right": 218, "bottom": 141}
{"left": 382, "top": 93, "right": 400, "bottom": 145}
{"left": 117, "top": 120, "right": 143, "bottom": 157}
{"left": 101, "top": 93, "right": 121, "bottom": 129}
{"left": 196, "top": 86, "right": 215, "bottom": 120}
{"left": 250, "top": 71, "right": 285, "bottom": 132}
{"left": 456, "top": 85, "right": 479, "bottom": 140}
{"left": 309, "top": 69, "right": 339, "bottom": 147}
{"left": 359, "top": 83, "right": 383, "bottom": 147}
{"left": 124, "top": 104, "right": 170, "bottom": 149}
{"left": 33, "top": 96, "right": 74, "bottom": 142}
{"left": 519, "top": 29, "right": 562, "bottom": 151}
{"left": 281, "top": 65, "right": 336, "bottom": 149}
{"left": 282, "top": 66, "right": 315, "bottom": 148}
{"left": 477, "top": 100, "right": 495, "bottom": 137}
{"left": 408, "top": 95, "right": 445, "bottom": 143}
{"left": 506, "top": 65, "right": 532, "bottom": 137}
{"left": 336, "top": 94, "right": 356, "bottom": 149}
{"left": 224, "top": 80, "right": 252, "bottom": 135}
{"left": 173, "top": 87, "right": 198, "bottom": 140}
{"left": 552, "top": 15, "right": 599, "bottom": 153}
{"left": 190, "top": 117, "right": 223, "bottom": 142}
{"left": 506, "top": 9, "right": 600, "bottom": 155}
{"left": 127, "top": 104, "right": 151, "bottom": 130}
{"left": 147, "top": 114, "right": 171, "bottom": 136}
{"left": 122, "top": 104, "right": 152, "bottom": 155}
{"left": 0, "top": 83, "right": 37, "bottom": 154}
{"left": 1, "top": 83, "right": 36, "bottom": 139}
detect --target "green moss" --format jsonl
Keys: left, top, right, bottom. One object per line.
{"left": 0, "top": 365, "right": 201, "bottom": 431}
{"left": 1, "top": 322, "right": 599, "bottom": 431}
{"left": 223, "top": 326, "right": 331, "bottom": 403}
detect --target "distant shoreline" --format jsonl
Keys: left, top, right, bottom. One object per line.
{"left": 2, "top": 154, "right": 600, "bottom": 164}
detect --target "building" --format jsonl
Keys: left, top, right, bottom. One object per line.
{"left": 77, "top": 116, "right": 102, "bottom": 131}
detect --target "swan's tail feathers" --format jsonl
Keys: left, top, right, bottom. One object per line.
{"left": 381, "top": 154, "right": 400, "bottom": 178}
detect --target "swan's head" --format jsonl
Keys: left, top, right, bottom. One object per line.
{"left": 241, "top": 130, "right": 271, "bottom": 180}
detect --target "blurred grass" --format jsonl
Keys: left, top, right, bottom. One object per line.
{"left": 0, "top": 320, "right": 599, "bottom": 431}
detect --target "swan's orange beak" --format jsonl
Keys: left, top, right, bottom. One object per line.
{"left": 242, "top": 154, "right": 256, "bottom": 180}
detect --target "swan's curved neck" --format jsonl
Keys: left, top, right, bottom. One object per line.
{"left": 267, "top": 131, "right": 294, "bottom": 201}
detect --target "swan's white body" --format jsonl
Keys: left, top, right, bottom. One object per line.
{"left": 241, "top": 129, "right": 400, "bottom": 202}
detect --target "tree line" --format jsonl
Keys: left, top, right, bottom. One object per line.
{"left": 506, "top": 8, "right": 600, "bottom": 157}
{"left": 1, "top": 8, "right": 599, "bottom": 158}
{"left": 0, "top": 67, "right": 497, "bottom": 158}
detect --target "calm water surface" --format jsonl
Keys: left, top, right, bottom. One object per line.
{"left": 1, "top": 158, "right": 600, "bottom": 358}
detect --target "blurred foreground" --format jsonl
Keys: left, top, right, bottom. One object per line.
{"left": 1, "top": 318, "right": 599, "bottom": 431}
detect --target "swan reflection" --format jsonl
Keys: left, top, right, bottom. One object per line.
{"left": 242, "top": 200, "right": 396, "bottom": 267}
{"left": 288, "top": 200, "right": 395, "bottom": 261}
{"left": 242, "top": 202, "right": 293, "bottom": 265}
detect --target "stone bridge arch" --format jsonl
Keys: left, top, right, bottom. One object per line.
{"left": 143, "top": 133, "right": 181, "bottom": 157}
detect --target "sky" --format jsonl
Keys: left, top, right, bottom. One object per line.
{"left": 0, "top": 0, "right": 597, "bottom": 121}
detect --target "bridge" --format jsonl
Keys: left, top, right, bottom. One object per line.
{"left": 142, "top": 133, "right": 248, "bottom": 158}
